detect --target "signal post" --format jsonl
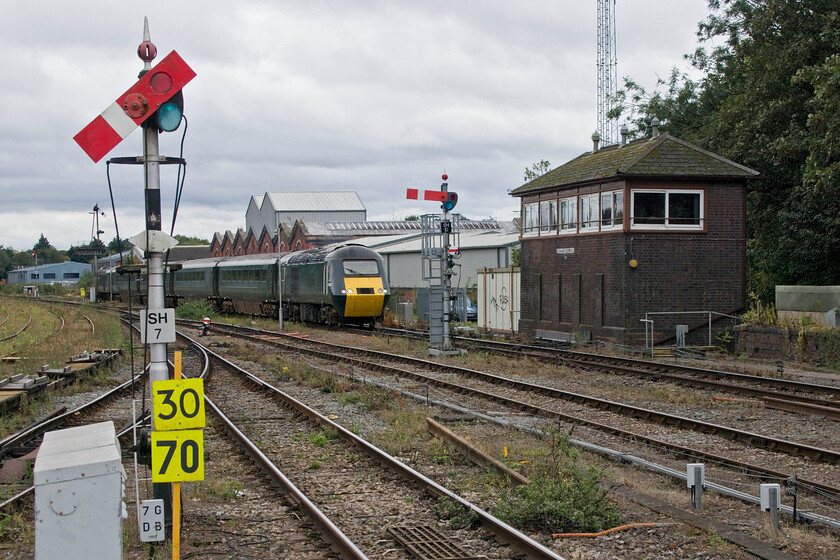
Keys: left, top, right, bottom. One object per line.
{"left": 74, "top": 17, "right": 196, "bottom": 538}
{"left": 407, "top": 175, "right": 466, "bottom": 356}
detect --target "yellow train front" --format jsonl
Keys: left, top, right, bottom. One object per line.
{"left": 280, "top": 244, "right": 390, "bottom": 326}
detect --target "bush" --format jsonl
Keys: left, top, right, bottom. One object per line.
{"left": 175, "top": 300, "right": 217, "bottom": 320}
{"left": 493, "top": 432, "right": 620, "bottom": 533}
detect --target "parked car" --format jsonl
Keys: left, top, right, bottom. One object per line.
{"left": 466, "top": 298, "right": 477, "bottom": 321}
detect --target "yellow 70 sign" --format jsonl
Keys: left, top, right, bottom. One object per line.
{"left": 151, "top": 430, "right": 204, "bottom": 482}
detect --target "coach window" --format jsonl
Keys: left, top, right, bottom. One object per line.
{"left": 539, "top": 200, "right": 558, "bottom": 235}
{"left": 522, "top": 202, "right": 539, "bottom": 236}
{"left": 631, "top": 190, "right": 703, "bottom": 229}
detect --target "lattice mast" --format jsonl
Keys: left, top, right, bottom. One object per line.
{"left": 596, "top": 0, "right": 618, "bottom": 145}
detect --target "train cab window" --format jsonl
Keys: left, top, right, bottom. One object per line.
{"left": 342, "top": 260, "right": 379, "bottom": 276}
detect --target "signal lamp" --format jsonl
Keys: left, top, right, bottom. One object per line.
{"left": 156, "top": 90, "right": 184, "bottom": 132}
{"left": 442, "top": 191, "right": 458, "bottom": 212}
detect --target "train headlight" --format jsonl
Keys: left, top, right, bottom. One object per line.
{"left": 347, "top": 289, "right": 354, "bottom": 294}
{"left": 377, "top": 288, "right": 383, "bottom": 294}
{"left": 341, "top": 289, "right": 347, "bottom": 294}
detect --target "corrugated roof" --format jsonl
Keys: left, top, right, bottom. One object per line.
{"left": 511, "top": 133, "right": 759, "bottom": 196}
{"left": 346, "top": 230, "right": 519, "bottom": 253}
{"left": 263, "top": 191, "right": 366, "bottom": 212}
{"left": 301, "top": 219, "right": 519, "bottom": 237}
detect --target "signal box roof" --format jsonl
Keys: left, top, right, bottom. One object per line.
{"left": 511, "top": 133, "right": 759, "bottom": 196}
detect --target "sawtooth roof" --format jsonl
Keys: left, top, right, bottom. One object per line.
{"left": 511, "top": 133, "right": 759, "bottom": 196}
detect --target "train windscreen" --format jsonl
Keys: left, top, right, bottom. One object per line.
{"left": 342, "top": 260, "right": 379, "bottom": 276}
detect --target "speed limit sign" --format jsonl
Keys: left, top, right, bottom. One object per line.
{"left": 151, "top": 429, "right": 204, "bottom": 482}
{"left": 152, "top": 378, "right": 205, "bottom": 431}
{"left": 151, "top": 377, "right": 205, "bottom": 482}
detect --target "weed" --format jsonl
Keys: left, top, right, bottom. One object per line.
{"left": 191, "top": 478, "right": 245, "bottom": 500}
{"left": 430, "top": 439, "right": 454, "bottom": 464}
{"left": 309, "top": 430, "right": 338, "bottom": 447}
{"left": 706, "top": 528, "right": 726, "bottom": 547}
{"left": 433, "top": 496, "right": 480, "bottom": 529}
{"left": 309, "top": 462, "right": 321, "bottom": 470}
{"left": 175, "top": 300, "right": 218, "bottom": 321}
{"left": 339, "top": 391, "right": 361, "bottom": 405}
{"left": 310, "top": 432, "right": 329, "bottom": 447}
{"left": 493, "top": 431, "right": 621, "bottom": 533}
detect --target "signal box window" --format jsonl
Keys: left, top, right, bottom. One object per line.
{"left": 539, "top": 200, "right": 558, "bottom": 235}
{"left": 522, "top": 202, "right": 539, "bottom": 236}
{"left": 579, "top": 194, "right": 599, "bottom": 231}
{"left": 343, "top": 260, "right": 379, "bottom": 276}
{"left": 631, "top": 190, "right": 703, "bottom": 229}
{"left": 601, "top": 191, "right": 624, "bottom": 229}
{"left": 560, "top": 198, "right": 577, "bottom": 233}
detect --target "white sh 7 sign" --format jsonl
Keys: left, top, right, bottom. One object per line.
{"left": 140, "top": 308, "right": 176, "bottom": 343}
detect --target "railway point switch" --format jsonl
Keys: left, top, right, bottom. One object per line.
{"left": 34, "top": 421, "right": 126, "bottom": 560}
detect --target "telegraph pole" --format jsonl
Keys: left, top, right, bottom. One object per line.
{"left": 89, "top": 204, "right": 105, "bottom": 302}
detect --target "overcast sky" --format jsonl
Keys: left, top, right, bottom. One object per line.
{"left": 1, "top": 0, "right": 712, "bottom": 251}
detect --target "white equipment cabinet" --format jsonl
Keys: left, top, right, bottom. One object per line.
{"left": 34, "top": 421, "right": 126, "bottom": 560}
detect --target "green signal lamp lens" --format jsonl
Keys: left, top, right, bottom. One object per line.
{"left": 157, "top": 101, "right": 182, "bottom": 132}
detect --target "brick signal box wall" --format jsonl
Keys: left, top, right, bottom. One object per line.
{"left": 519, "top": 178, "right": 746, "bottom": 345}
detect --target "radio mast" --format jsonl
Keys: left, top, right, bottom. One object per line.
{"left": 596, "top": 0, "right": 618, "bottom": 145}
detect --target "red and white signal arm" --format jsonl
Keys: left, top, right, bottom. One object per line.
{"left": 74, "top": 51, "right": 196, "bottom": 163}
{"left": 406, "top": 189, "right": 446, "bottom": 202}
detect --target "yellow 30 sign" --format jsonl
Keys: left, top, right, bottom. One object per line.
{"left": 153, "top": 378, "right": 205, "bottom": 431}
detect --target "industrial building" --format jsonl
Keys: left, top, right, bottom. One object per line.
{"left": 7, "top": 261, "right": 92, "bottom": 285}
{"left": 510, "top": 128, "right": 758, "bottom": 345}
{"left": 245, "top": 191, "right": 366, "bottom": 239}
{"left": 349, "top": 221, "right": 520, "bottom": 290}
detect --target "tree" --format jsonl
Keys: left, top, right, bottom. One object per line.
{"left": 523, "top": 159, "right": 551, "bottom": 182}
{"left": 108, "top": 237, "right": 132, "bottom": 254}
{"left": 612, "top": 0, "right": 840, "bottom": 301}
{"left": 67, "top": 239, "right": 106, "bottom": 264}
{"left": 0, "top": 246, "right": 13, "bottom": 280}
{"left": 33, "top": 234, "right": 52, "bottom": 252}
{"left": 173, "top": 234, "right": 210, "bottom": 245}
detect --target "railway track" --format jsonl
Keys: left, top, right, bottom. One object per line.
{"left": 193, "top": 322, "right": 840, "bottom": 507}
{"left": 205, "top": 322, "right": 840, "bottom": 462}
{"left": 200, "top": 338, "right": 564, "bottom": 559}
{"left": 0, "top": 310, "right": 32, "bottom": 342}
{"left": 371, "top": 326, "right": 840, "bottom": 406}
{"left": 3, "top": 315, "right": 564, "bottom": 559}
{"left": 190, "top": 321, "right": 840, "bottom": 559}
